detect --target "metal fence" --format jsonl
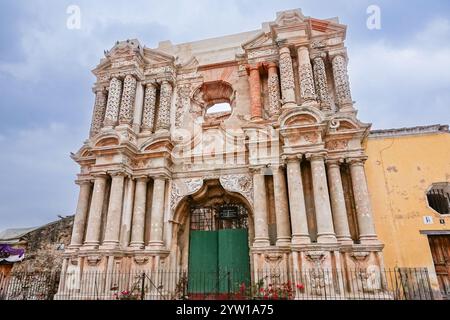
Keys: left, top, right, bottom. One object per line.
{"left": 0, "top": 268, "right": 435, "bottom": 300}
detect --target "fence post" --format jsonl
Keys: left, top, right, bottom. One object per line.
{"left": 141, "top": 272, "right": 146, "bottom": 300}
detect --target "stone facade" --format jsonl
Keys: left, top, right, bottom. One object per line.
{"left": 58, "top": 9, "right": 384, "bottom": 299}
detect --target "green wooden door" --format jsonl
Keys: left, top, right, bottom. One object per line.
{"left": 188, "top": 229, "right": 250, "bottom": 295}
{"left": 188, "top": 231, "right": 218, "bottom": 293}
{"left": 218, "top": 229, "right": 251, "bottom": 293}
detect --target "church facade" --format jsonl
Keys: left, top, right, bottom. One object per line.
{"left": 58, "top": 9, "right": 388, "bottom": 299}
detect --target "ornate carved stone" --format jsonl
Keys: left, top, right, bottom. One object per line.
{"left": 326, "top": 139, "right": 349, "bottom": 151}
{"left": 90, "top": 88, "right": 107, "bottom": 136}
{"left": 313, "top": 56, "right": 332, "bottom": 111}
{"left": 134, "top": 256, "right": 149, "bottom": 265}
{"left": 142, "top": 82, "right": 157, "bottom": 131}
{"left": 86, "top": 255, "right": 101, "bottom": 266}
{"left": 170, "top": 178, "right": 204, "bottom": 212}
{"left": 219, "top": 174, "right": 254, "bottom": 207}
{"left": 266, "top": 63, "right": 281, "bottom": 117}
{"left": 175, "top": 84, "right": 191, "bottom": 128}
{"left": 332, "top": 54, "right": 353, "bottom": 110}
{"left": 297, "top": 46, "right": 316, "bottom": 102}
{"left": 156, "top": 80, "right": 172, "bottom": 131}
{"left": 119, "top": 74, "right": 137, "bottom": 124}
{"left": 104, "top": 77, "right": 122, "bottom": 127}
{"left": 279, "top": 47, "right": 296, "bottom": 104}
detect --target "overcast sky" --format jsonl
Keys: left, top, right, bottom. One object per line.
{"left": 0, "top": 0, "right": 449, "bottom": 231}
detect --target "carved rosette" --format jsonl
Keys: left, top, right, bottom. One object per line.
{"left": 313, "top": 56, "right": 332, "bottom": 111}
{"left": 279, "top": 48, "right": 296, "bottom": 103}
{"left": 104, "top": 77, "right": 122, "bottom": 127}
{"left": 119, "top": 74, "right": 137, "bottom": 124}
{"left": 142, "top": 83, "right": 157, "bottom": 131}
{"left": 170, "top": 178, "right": 204, "bottom": 212}
{"left": 297, "top": 46, "right": 316, "bottom": 102}
{"left": 219, "top": 174, "right": 254, "bottom": 207}
{"left": 89, "top": 89, "right": 107, "bottom": 137}
{"left": 332, "top": 55, "right": 353, "bottom": 109}
{"left": 156, "top": 80, "right": 173, "bottom": 131}
{"left": 267, "top": 63, "right": 281, "bottom": 117}
{"left": 175, "top": 85, "right": 191, "bottom": 128}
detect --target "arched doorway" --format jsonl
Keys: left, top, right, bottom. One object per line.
{"left": 174, "top": 179, "right": 252, "bottom": 298}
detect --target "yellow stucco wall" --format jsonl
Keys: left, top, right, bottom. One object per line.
{"left": 365, "top": 130, "right": 450, "bottom": 271}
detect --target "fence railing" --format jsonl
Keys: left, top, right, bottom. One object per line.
{"left": 0, "top": 268, "right": 435, "bottom": 300}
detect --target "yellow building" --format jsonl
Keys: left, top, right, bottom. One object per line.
{"left": 366, "top": 124, "right": 450, "bottom": 298}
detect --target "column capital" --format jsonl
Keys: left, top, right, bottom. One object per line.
{"left": 157, "top": 79, "right": 173, "bottom": 87}
{"left": 305, "top": 151, "right": 328, "bottom": 161}
{"left": 108, "top": 170, "right": 128, "bottom": 178}
{"left": 326, "top": 158, "right": 345, "bottom": 167}
{"left": 91, "top": 172, "right": 108, "bottom": 179}
{"left": 249, "top": 165, "right": 267, "bottom": 175}
{"left": 282, "top": 154, "right": 303, "bottom": 163}
{"left": 311, "top": 51, "right": 327, "bottom": 61}
{"left": 329, "top": 49, "right": 348, "bottom": 61}
{"left": 133, "top": 175, "right": 149, "bottom": 182}
{"left": 143, "top": 80, "right": 158, "bottom": 88}
{"left": 278, "top": 45, "right": 292, "bottom": 55}
{"left": 346, "top": 156, "right": 368, "bottom": 166}
{"left": 75, "top": 179, "right": 93, "bottom": 186}
{"left": 268, "top": 163, "right": 286, "bottom": 173}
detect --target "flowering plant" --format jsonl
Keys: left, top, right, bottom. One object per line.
{"left": 233, "top": 279, "right": 305, "bottom": 300}
{"left": 113, "top": 290, "right": 140, "bottom": 300}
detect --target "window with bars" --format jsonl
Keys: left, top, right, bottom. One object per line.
{"left": 190, "top": 204, "right": 248, "bottom": 231}
{"left": 426, "top": 184, "right": 450, "bottom": 215}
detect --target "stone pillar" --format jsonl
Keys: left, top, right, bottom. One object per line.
{"left": 326, "top": 159, "right": 352, "bottom": 244}
{"left": 103, "top": 77, "right": 123, "bottom": 128}
{"left": 120, "top": 178, "right": 135, "bottom": 247}
{"left": 102, "top": 172, "right": 126, "bottom": 248}
{"left": 331, "top": 53, "right": 354, "bottom": 112}
{"left": 129, "top": 177, "right": 148, "bottom": 249}
{"left": 306, "top": 153, "right": 336, "bottom": 243}
{"left": 312, "top": 54, "right": 332, "bottom": 111}
{"left": 252, "top": 169, "right": 270, "bottom": 247}
{"left": 348, "top": 157, "right": 378, "bottom": 243}
{"left": 246, "top": 64, "right": 263, "bottom": 120}
{"left": 297, "top": 46, "right": 316, "bottom": 102}
{"left": 285, "top": 157, "right": 310, "bottom": 244}
{"left": 278, "top": 47, "right": 296, "bottom": 104}
{"left": 271, "top": 166, "right": 291, "bottom": 246}
{"left": 148, "top": 177, "right": 166, "bottom": 248}
{"left": 132, "top": 81, "right": 145, "bottom": 132}
{"left": 156, "top": 80, "right": 172, "bottom": 132}
{"left": 266, "top": 62, "right": 281, "bottom": 118}
{"left": 69, "top": 180, "right": 93, "bottom": 248}
{"left": 142, "top": 82, "right": 158, "bottom": 132}
{"left": 89, "top": 88, "right": 107, "bottom": 137}
{"left": 83, "top": 174, "right": 108, "bottom": 248}
{"left": 119, "top": 74, "right": 137, "bottom": 125}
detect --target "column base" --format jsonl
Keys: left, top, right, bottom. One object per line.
{"left": 80, "top": 242, "right": 99, "bottom": 251}
{"left": 358, "top": 235, "right": 380, "bottom": 245}
{"left": 281, "top": 101, "right": 297, "bottom": 109}
{"left": 146, "top": 241, "right": 164, "bottom": 250}
{"left": 317, "top": 234, "right": 337, "bottom": 244}
{"left": 291, "top": 235, "right": 311, "bottom": 245}
{"left": 67, "top": 244, "right": 82, "bottom": 250}
{"left": 276, "top": 238, "right": 291, "bottom": 247}
{"left": 253, "top": 239, "right": 270, "bottom": 248}
{"left": 129, "top": 242, "right": 145, "bottom": 249}
{"left": 337, "top": 237, "right": 354, "bottom": 245}
{"left": 99, "top": 241, "right": 120, "bottom": 250}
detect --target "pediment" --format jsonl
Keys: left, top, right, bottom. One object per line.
{"left": 242, "top": 32, "right": 275, "bottom": 50}
{"left": 143, "top": 47, "right": 175, "bottom": 65}
{"left": 177, "top": 56, "right": 199, "bottom": 70}
{"left": 274, "top": 9, "right": 306, "bottom": 27}
{"left": 106, "top": 39, "right": 143, "bottom": 58}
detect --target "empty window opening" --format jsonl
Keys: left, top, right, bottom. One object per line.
{"left": 206, "top": 103, "right": 232, "bottom": 115}
{"left": 426, "top": 183, "right": 450, "bottom": 215}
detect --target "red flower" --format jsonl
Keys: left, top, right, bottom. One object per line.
{"left": 296, "top": 284, "right": 304, "bottom": 290}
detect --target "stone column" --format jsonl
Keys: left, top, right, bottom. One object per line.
{"left": 119, "top": 74, "right": 137, "bottom": 125}
{"left": 83, "top": 174, "right": 108, "bottom": 248}
{"left": 148, "top": 177, "right": 166, "bottom": 248}
{"left": 297, "top": 46, "right": 316, "bottom": 102}
{"left": 348, "top": 157, "right": 378, "bottom": 243}
{"left": 156, "top": 80, "right": 172, "bottom": 132}
{"left": 102, "top": 172, "right": 126, "bottom": 248}
{"left": 278, "top": 47, "right": 296, "bottom": 104}
{"left": 141, "top": 82, "right": 158, "bottom": 133}
{"left": 129, "top": 177, "right": 148, "bottom": 249}
{"left": 252, "top": 168, "right": 270, "bottom": 247}
{"left": 285, "top": 157, "right": 310, "bottom": 244}
{"left": 89, "top": 88, "right": 107, "bottom": 137}
{"left": 306, "top": 153, "right": 337, "bottom": 243}
{"left": 326, "top": 159, "right": 352, "bottom": 244}
{"left": 266, "top": 62, "right": 281, "bottom": 118}
{"left": 103, "top": 77, "right": 123, "bottom": 128}
{"left": 331, "top": 53, "right": 354, "bottom": 112}
{"left": 312, "top": 54, "right": 332, "bottom": 111}
{"left": 246, "top": 64, "right": 263, "bottom": 120}
{"left": 69, "top": 180, "right": 93, "bottom": 248}
{"left": 272, "top": 165, "right": 291, "bottom": 246}
{"left": 120, "top": 178, "right": 135, "bottom": 247}
{"left": 132, "top": 82, "right": 144, "bottom": 132}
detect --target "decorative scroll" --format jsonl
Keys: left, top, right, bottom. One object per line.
{"left": 219, "top": 174, "right": 254, "bottom": 207}
{"left": 170, "top": 178, "right": 204, "bottom": 211}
